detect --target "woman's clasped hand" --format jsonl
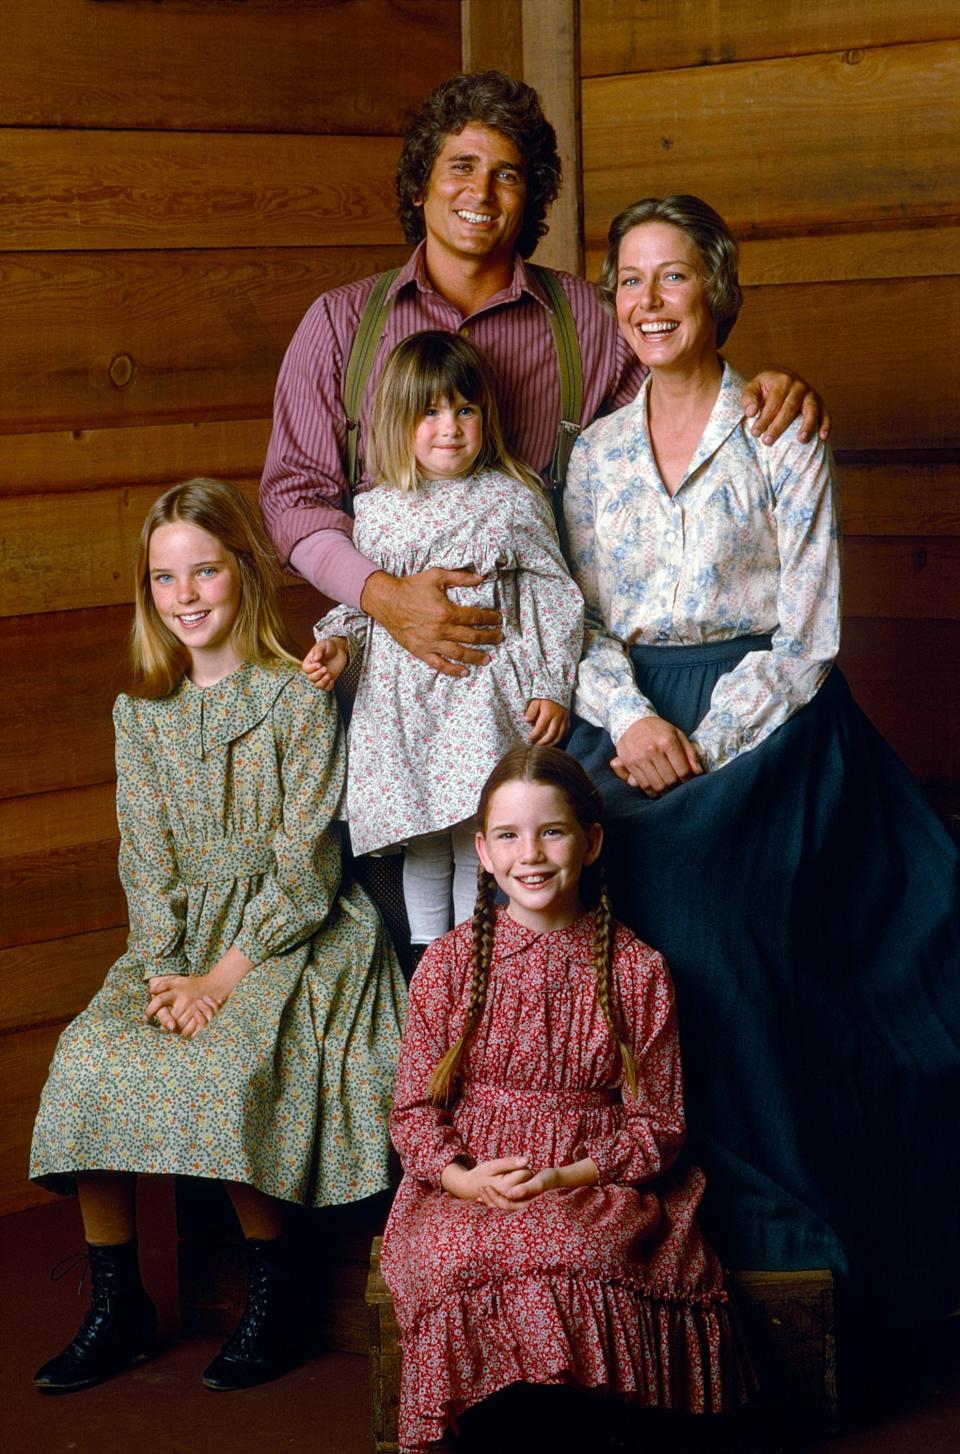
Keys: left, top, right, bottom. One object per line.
{"left": 612, "top": 716, "right": 702, "bottom": 797}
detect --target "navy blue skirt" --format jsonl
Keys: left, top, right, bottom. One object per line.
{"left": 568, "top": 637, "right": 960, "bottom": 1335}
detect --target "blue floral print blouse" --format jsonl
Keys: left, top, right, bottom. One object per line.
{"left": 563, "top": 363, "right": 841, "bottom": 770}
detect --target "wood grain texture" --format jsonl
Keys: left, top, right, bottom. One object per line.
{"left": 3, "top": 130, "right": 404, "bottom": 252}
{"left": 0, "top": 783, "right": 117, "bottom": 858}
{"left": 522, "top": 0, "right": 583, "bottom": 275}
{"left": 0, "top": 0, "right": 460, "bottom": 133}
{"left": 0, "top": 841, "right": 125, "bottom": 952}
{"left": 839, "top": 618, "right": 960, "bottom": 785}
{"left": 586, "top": 223, "right": 960, "bottom": 290}
{"left": 461, "top": 0, "right": 522, "bottom": 74}
{"left": 0, "top": 606, "right": 133, "bottom": 797}
{"left": 723, "top": 277, "right": 960, "bottom": 452}
{"left": 0, "top": 419, "right": 271, "bottom": 497}
{"left": 842, "top": 538, "right": 960, "bottom": 621}
{"left": 581, "top": 0, "right": 960, "bottom": 77}
{"left": 0, "top": 246, "right": 410, "bottom": 432}
{"left": 836, "top": 455, "right": 960, "bottom": 536}
{"left": 0, "top": 1022, "right": 62, "bottom": 1216}
{"left": 0, "top": 927, "right": 128, "bottom": 1036}
{"left": 582, "top": 42, "right": 959, "bottom": 241}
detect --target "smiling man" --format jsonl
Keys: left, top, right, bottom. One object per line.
{"left": 260, "top": 71, "right": 825, "bottom": 675}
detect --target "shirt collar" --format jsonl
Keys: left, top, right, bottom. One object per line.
{"left": 394, "top": 242, "right": 543, "bottom": 314}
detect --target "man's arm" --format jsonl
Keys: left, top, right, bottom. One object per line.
{"left": 261, "top": 284, "right": 504, "bottom": 668}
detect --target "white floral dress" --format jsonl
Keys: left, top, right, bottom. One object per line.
{"left": 30, "top": 661, "right": 406, "bottom": 1207}
{"left": 314, "top": 468, "right": 584, "bottom": 855}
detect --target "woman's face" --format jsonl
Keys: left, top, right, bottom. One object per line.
{"left": 614, "top": 220, "right": 717, "bottom": 372}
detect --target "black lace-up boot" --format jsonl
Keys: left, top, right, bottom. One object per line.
{"left": 33, "top": 1241, "right": 158, "bottom": 1393}
{"left": 201, "top": 1237, "right": 290, "bottom": 1391}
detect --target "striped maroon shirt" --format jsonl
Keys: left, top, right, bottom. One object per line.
{"left": 260, "top": 242, "right": 645, "bottom": 606}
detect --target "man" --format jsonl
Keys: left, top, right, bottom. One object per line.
{"left": 261, "top": 71, "right": 825, "bottom": 677}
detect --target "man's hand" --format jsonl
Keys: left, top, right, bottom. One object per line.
{"left": 360, "top": 568, "right": 503, "bottom": 678}
{"left": 524, "top": 699, "right": 569, "bottom": 745}
{"left": 742, "top": 370, "right": 831, "bottom": 446}
{"left": 613, "top": 716, "right": 702, "bottom": 798}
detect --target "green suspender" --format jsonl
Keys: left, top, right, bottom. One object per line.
{"left": 529, "top": 264, "right": 584, "bottom": 496}
{"left": 341, "top": 263, "right": 583, "bottom": 492}
{"left": 342, "top": 268, "right": 400, "bottom": 490}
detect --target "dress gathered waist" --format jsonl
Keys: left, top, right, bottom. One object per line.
{"left": 459, "top": 1082, "right": 619, "bottom": 1110}
{"left": 628, "top": 633, "right": 772, "bottom": 670}
{"left": 177, "top": 835, "right": 276, "bottom": 885}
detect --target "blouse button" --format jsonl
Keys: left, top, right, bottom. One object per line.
{"left": 664, "top": 530, "right": 677, "bottom": 544}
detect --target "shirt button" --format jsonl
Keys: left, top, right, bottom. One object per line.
{"left": 459, "top": 326, "right": 471, "bottom": 339}
{"left": 665, "top": 530, "right": 677, "bottom": 544}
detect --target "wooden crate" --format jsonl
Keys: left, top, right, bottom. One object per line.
{"left": 729, "top": 1268, "right": 838, "bottom": 1433}
{"left": 367, "top": 1236, "right": 402, "bottom": 1454}
{"left": 365, "top": 1238, "right": 837, "bottom": 1449}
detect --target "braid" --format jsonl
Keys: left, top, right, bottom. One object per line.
{"left": 428, "top": 866, "right": 497, "bottom": 1103}
{"left": 592, "top": 873, "right": 638, "bottom": 1097}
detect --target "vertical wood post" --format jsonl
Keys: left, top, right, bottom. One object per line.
{"left": 521, "top": 0, "right": 582, "bottom": 275}
{"left": 461, "top": 0, "right": 583, "bottom": 276}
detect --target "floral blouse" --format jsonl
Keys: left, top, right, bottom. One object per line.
{"left": 564, "top": 363, "right": 841, "bottom": 770}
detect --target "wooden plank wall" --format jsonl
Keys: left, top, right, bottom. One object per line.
{"left": 0, "top": 0, "right": 460, "bottom": 1215}
{"left": 580, "top": 0, "right": 960, "bottom": 799}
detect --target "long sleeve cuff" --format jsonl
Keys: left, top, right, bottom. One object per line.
{"left": 289, "top": 530, "right": 378, "bottom": 610}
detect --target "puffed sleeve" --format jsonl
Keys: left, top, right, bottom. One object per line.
{"left": 389, "top": 932, "right": 475, "bottom": 1186}
{"left": 583, "top": 933, "right": 686, "bottom": 1186}
{"left": 564, "top": 434, "right": 660, "bottom": 742}
{"left": 231, "top": 677, "right": 344, "bottom": 963}
{"left": 114, "top": 696, "right": 190, "bottom": 979}
{"left": 311, "top": 602, "right": 369, "bottom": 661}
{"left": 690, "top": 428, "right": 841, "bottom": 770}
{"left": 510, "top": 481, "right": 584, "bottom": 705}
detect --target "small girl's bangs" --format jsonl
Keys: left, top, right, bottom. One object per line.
{"left": 410, "top": 350, "right": 484, "bottom": 417}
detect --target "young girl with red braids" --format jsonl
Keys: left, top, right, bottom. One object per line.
{"left": 381, "top": 745, "right": 752, "bottom": 1453}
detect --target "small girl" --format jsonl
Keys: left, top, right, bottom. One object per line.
{"left": 380, "top": 745, "right": 752, "bottom": 1453}
{"left": 30, "top": 478, "right": 406, "bottom": 1394}
{"left": 302, "top": 331, "right": 584, "bottom": 953}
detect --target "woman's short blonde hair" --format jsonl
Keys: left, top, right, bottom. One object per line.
{"left": 599, "top": 194, "right": 743, "bottom": 347}
{"left": 365, "top": 331, "right": 539, "bottom": 493}
{"left": 130, "top": 477, "right": 296, "bottom": 699}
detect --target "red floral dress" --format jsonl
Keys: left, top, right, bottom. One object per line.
{"left": 381, "top": 909, "right": 752, "bottom": 1452}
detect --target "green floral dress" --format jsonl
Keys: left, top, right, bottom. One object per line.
{"left": 30, "top": 661, "right": 406, "bottom": 1206}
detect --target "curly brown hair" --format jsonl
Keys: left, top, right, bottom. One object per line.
{"left": 396, "top": 71, "right": 562, "bottom": 259}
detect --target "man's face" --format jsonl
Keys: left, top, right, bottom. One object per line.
{"left": 417, "top": 123, "right": 527, "bottom": 271}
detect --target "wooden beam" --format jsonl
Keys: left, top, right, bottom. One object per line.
{"left": 522, "top": 0, "right": 582, "bottom": 275}
{"left": 0, "top": 0, "right": 460, "bottom": 134}
{"left": 583, "top": 42, "right": 960, "bottom": 242}
{"left": 2, "top": 131, "right": 404, "bottom": 252}
{"left": 461, "top": 0, "right": 523, "bottom": 75}
{"left": 581, "top": 0, "right": 960, "bottom": 78}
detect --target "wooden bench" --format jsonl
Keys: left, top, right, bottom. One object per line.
{"left": 364, "top": 1235, "right": 838, "bottom": 1453}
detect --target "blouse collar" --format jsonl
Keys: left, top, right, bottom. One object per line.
{"left": 632, "top": 360, "right": 747, "bottom": 495}
{"left": 171, "top": 660, "right": 293, "bottom": 758}
{"left": 492, "top": 905, "right": 600, "bottom": 960}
